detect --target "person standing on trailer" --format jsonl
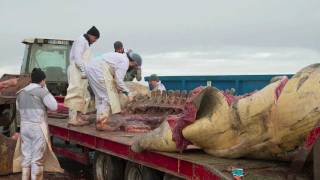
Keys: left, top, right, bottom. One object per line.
{"left": 86, "top": 51, "right": 142, "bottom": 131}
{"left": 64, "top": 26, "right": 100, "bottom": 126}
{"left": 113, "top": 41, "right": 142, "bottom": 82}
{"left": 114, "top": 41, "right": 125, "bottom": 54}
{"left": 17, "top": 68, "right": 63, "bottom": 180}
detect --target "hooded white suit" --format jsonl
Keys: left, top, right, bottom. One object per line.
{"left": 16, "top": 83, "right": 63, "bottom": 180}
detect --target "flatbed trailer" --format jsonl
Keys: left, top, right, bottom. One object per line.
{"left": 48, "top": 117, "right": 318, "bottom": 180}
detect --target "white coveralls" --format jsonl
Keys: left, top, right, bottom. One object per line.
{"left": 86, "top": 52, "right": 130, "bottom": 127}
{"left": 64, "top": 35, "right": 92, "bottom": 124}
{"left": 16, "top": 83, "right": 62, "bottom": 180}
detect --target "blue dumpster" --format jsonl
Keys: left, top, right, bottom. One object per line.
{"left": 145, "top": 75, "right": 292, "bottom": 95}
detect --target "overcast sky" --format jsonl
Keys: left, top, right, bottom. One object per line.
{"left": 0, "top": 0, "right": 320, "bottom": 77}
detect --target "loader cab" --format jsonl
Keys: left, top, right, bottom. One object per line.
{"left": 21, "top": 38, "right": 73, "bottom": 96}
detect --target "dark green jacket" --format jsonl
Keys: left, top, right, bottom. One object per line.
{"left": 124, "top": 68, "right": 141, "bottom": 81}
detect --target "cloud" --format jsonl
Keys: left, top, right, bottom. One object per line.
{"left": 142, "top": 47, "right": 320, "bottom": 76}
{"left": 1, "top": 46, "right": 319, "bottom": 78}
{"left": 0, "top": 64, "right": 21, "bottom": 77}
{"left": 1, "top": 0, "right": 320, "bottom": 78}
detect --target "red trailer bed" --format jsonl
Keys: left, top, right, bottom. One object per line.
{"left": 48, "top": 118, "right": 313, "bottom": 180}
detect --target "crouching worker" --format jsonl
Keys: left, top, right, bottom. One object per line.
{"left": 16, "top": 68, "right": 63, "bottom": 180}
{"left": 86, "top": 51, "right": 142, "bottom": 131}
{"left": 148, "top": 74, "right": 166, "bottom": 91}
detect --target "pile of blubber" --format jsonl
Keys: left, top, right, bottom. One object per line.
{"left": 132, "top": 64, "right": 320, "bottom": 160}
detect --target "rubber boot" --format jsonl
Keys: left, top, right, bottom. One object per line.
{"left": 68, "top": 110, "right": 90, "bottom": 127}
{"left": 22, "top": 167, "right": 31, "bottom": 180}
{"left": 31, "top": 166, "right": 44, "bottom": 180}
{"left": 96, "top": 118, "right": 119, "bottom": 131}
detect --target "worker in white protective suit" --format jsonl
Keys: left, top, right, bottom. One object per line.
{"left": 16, "top": 68, "right": 63, "bottom": 180}
{"left": 113, "top": 41, "right": 142, "bottom": 82}
{"left": 64, "top": 26, "right": 100, "bottom": 126}
{"left": 86, "top": 51, "right": 142, "bottom": 131}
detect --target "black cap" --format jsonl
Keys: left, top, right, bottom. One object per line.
{"left": 87, "top": 26, "right": 100, "bottom": 38}
{"left": 114, "top": 41, "right": 123, "bottom": 50}
{"left": 31, "top": 68, "right": 46, "bottom": 83}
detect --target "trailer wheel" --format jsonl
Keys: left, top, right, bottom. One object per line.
{"left": 93, "top": 152, "right": 125, "bottom": 180}
{"left": 124, "top": 161, "right": 162, "bottom": 180}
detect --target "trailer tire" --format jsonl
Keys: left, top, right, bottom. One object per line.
{"left": 124, "top": 161, "right": 162, "bottom": 180}
{"left": 93, "top": 152, "right": 125, "bottom": 180}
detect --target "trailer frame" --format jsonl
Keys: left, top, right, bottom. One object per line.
{"left": 47, "top": 117, "right": 320, "bottom": 180}
{"left": 49, "top": 124, "right": 220, "bottom": 179}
